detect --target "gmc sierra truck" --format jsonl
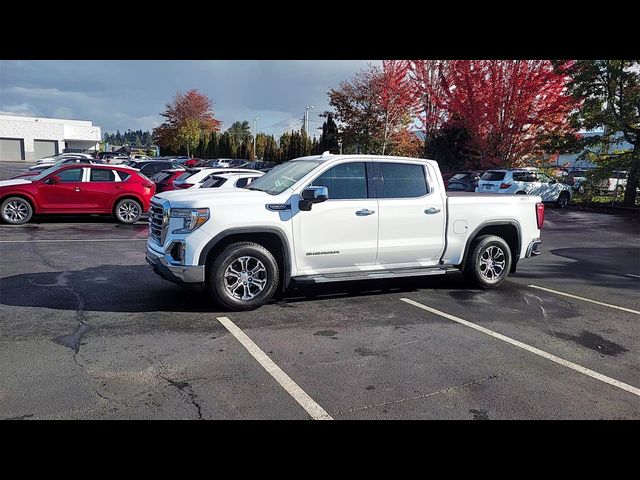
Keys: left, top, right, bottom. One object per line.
{"left": 146, "top": 153, "right": 544, "bottom": 310}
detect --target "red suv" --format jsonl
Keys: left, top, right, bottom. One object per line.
{"left": 0, "top": 164, "right": 155, "bottom": 225}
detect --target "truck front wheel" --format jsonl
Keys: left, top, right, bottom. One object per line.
{"left": 208, "top": 242, "right": 280, "bottom": 311}
{"left": 463, "top": 235, "right": 512, "bottom": 288}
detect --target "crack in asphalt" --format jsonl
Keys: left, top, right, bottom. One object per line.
{"left": 2, "top": 413, "right": 35, "bottom": 420}
{"left": 25, "top": 235, "right": 90, "bottom": 366}
{"left": 338, "top": 374, "right": 502, "bottom": 415}
{"left": 161, "top": 376, "right": 205, "bottom": 420}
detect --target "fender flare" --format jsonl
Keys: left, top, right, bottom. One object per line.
{"left": 198, "top": 226, "right": 292, "bottom": 290}
{"left": 460, "top": 220, "right": 522, "bottom": 271}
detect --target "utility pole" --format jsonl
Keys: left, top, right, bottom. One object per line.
{"left": 253, "top": 117, "right": 260, "bottom": 160}
{"left": 305, "top": 105, "right": 314, "bottom": 137}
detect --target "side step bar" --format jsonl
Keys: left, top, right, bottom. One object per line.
{"left": 293, "top": 266, "right": 459, "bottom": 285}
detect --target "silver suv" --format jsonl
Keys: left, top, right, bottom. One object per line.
{"left": 477, "top": 169, "right": 572, "bottom": 208}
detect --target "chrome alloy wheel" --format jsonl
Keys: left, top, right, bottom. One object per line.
{"left": 224, "top": 256, "right": 268, "bottom": 300}
{"left": 478, "top": 246, "right": 506, "bottom": 281}
{"left": 3, "top": 200, "right": 29, "bottom": 222}
{"left": 118, "top": 201, "right": 140, "bottom": 222}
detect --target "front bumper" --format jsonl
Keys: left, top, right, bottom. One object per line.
{"left": 146, "top": 246, "right": 205, "bottom": 284}
{"left": 525, "top": 238, "right": 542, "bottom": 258}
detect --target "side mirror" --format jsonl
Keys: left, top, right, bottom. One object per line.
{"left": 299, "top": 186, "right": 329, "bottom": 211}
{"left": 46, "top": 175, "right": 61, "bottom": 185}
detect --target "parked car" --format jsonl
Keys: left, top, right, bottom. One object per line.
{"left": 27, "top": 157, "right": 106, "bottom": 173}
{"left": 199, "top": 171, "right": 264, "bottom": 189}
{"left": 146, "top": 152, "right": 545, "bottom": 311}
{"left": 172, "top": 168, "right": 263, "bottom": 189}
{"left": 129, "top": 160, "right": 183, "bottom": 178}
{"left": 476, "top": 169, "right": 572, "bottom": 208}
{"left": 36, "top": 152, "right": 94, "bottom": 165}
{"left": 567, "top": 169, "right": 589, "bottom": 193}
{"left": 0, "top": 164, "right": 155, "bottom": 225}
{"left": 601, "top": 170, "right": 628, "bottom": 194}
{"left": 151, "top": 168, "right": 186, "bottom": 193}
{"left": 446, "top": 171, "right": 483, "bottom": 192}
{"left": 244, "top": 161, "right": 276, "bottom": 172}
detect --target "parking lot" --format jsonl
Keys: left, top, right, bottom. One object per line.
{"left": 0, "top": 161, "right": 639, "bottom": 420}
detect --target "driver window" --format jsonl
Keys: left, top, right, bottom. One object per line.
{"left": 56, "top": 168, "right": 83, "bottom": 182}
{"left": 310, "top": 162, "right": 368, "bottom": 200}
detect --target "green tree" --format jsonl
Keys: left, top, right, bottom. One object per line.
{"left": 558, "top": 60, "right": 640, "bottom": 206}
{"left": 319, "top": 112, "right": 340, "bottom": 153}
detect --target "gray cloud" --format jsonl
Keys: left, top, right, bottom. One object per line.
{"left": 0, "top": 60, "right": 379, "bottom": 136}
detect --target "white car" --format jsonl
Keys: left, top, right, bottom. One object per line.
{"left": 146, "top": 153, "right": 545, "bottom": 311}
{"left": 477, "top": 169, "right": 572, "bottom": 208}
{"left": 36, "top": 153, "right": 93, "bottom": 165}
{"left": 172, "top": 168, "right": 263, "bottom": 189}
{"left": 199, "top": 171, "right": 264, "bottom": 189}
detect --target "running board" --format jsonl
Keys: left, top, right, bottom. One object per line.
{"left": 293, "top": 266, "right": 459, "bottom": 285}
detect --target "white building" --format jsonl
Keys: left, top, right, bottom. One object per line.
{"left": 0, "top": 114, "right": 101, "bottom": 162}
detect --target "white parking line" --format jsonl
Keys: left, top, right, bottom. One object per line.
{"left": 0, "top": 239, "right": 148, "bottom": 243}
{"left": 216, "top": 316, "right": 333, "bottom": 420}
{"left": 528, "top": 284, "right": 640, "bottom": 315}
{"left": 625, "top": 274, "right": 640, "bottom": 279}
{"left": 400, "top": 298, "right": 640, "bottom": 398}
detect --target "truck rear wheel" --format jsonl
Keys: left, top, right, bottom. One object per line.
{"left": 208, "top": 242, "right": 280, "bottom": 311}
{"left": 463, "top": 235, "right": 512, "bottom": 288}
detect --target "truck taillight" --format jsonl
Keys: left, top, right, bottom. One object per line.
{"left": 500, "top": 183, "right": 511, "bottom": 189}
{"left": 536, "top": 202, "right": 545, "bottom": 229}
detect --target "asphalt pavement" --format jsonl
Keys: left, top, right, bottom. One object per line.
{"left": 0, "top": 161, "right": 638, "bottom": 419}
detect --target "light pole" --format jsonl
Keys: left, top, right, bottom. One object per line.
{"left": 305, "top": 105, "right": 314, "bottom": 137}
{"left": 253, "top": 117, "right": 260, "bottom": 160}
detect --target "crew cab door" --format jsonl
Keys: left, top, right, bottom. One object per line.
{"left": 292, "top": 161, "right": 378, "bottom": 275}
{"left": 375, "top": 162, "right": 445, "bottom": 267}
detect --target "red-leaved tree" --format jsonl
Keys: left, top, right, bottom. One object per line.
{"left": 408, "top": 60, "right": 449, "bottom": 152}
{"left": 377, "top": 60, "right": 418, "bottom": 154}
{"left": 431, "top": 60, "right": 577, "bottom": 168}
{"left": 153, "top": 89, "right": 221, "bottom": 156}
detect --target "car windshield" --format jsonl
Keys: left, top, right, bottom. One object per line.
{"left": 31, "top": 165, "right": 63, "bottom": 181}
{"left": 451, "top": 173, "right": 470, "bottom": 180}
{"left": 246, "top": 160, "right": 323, "bottom": 195}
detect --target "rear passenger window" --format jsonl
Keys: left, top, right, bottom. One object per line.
{"left": 90, "top": 169, "right": 115, "bottom": 182}
{"left": 311, "top": 162, "right": 368, "bottom": 199}
{"left": 235, "top": 177, "right": 250, "bottom": 188}
{"left": 116, "top": 171, "right": 131, "bottom": 182}
{"left": 512, "top": 172, "right": 537, "bottom": 182}
{"left": 380, "top": 163, "right": 428, "bottom": 198}
{"left": 481, "top": 171, "right": 506, "bottom": 181}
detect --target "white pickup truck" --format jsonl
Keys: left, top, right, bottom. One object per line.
{"left": 146, "top": 153, "right": 544, "bottom": 310}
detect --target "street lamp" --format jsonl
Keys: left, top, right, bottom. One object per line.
{"left": 253, "top": 117, "right": 260, "bottom": 160}
{"left": 305, "top": 105, "right": 315, "bottom": 137}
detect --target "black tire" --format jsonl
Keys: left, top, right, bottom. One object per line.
{"left": 114, "top": 198, "right": 142, "bottom": 224}
{"left": 1, "top": 196, "right": 33, "bottom": 225}
{"left": 463, "top": 235, "right": 512, "bottom": 288}
{"left": 556, "top": 191, "right": 570, "bottom": 208}
{"left": 208, "top": 242, "right": 280, "bottom": 311}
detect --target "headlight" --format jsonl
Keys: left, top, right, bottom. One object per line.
{"left": 171, "top": 208, "right": 210, "bottom": 233}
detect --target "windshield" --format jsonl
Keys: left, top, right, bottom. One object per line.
{"left": 246, "top": 160, "right": 323, "bottom": 195}
{"left": 31, "top": 165, "right": 63, "bottom": 181}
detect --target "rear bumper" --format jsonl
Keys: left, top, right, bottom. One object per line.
{"left": 146, "top": 246, "right": 205, "bottom": 284}
{"left": 525, "top": 238, "right": 542, "bottom": 258}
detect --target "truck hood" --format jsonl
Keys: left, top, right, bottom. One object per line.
{"left": 0, "top": 178, "right": 32, "bottom": 188}
{"left": 153, "top": 188, "right": 285, "bottom": 207}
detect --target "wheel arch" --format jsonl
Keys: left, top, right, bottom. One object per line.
{"left": 198, "top": 227, "right": 292, "bottom": 291}
{"left": 460, "top": 220, "right": 521, "bottom": 274}
{"left": 0, "top": 192, "right": 39, "bottom": 213}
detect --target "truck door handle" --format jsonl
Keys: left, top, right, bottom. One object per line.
{"left": 75, "top": 187, "right": 81, "bottom": 192}
{"left": 424, "top": 207, "right": 441, "bottom": 214}
{"left": 356, "top": 209, "right": 375, "bottom": 216}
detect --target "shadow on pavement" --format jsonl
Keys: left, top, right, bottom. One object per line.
{"left": 0, "top": 265, "right": 472, "bottom": 313}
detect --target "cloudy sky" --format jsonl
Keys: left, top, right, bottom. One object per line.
{"left": 0, "top": 60, "right": 379, "bottom": 138}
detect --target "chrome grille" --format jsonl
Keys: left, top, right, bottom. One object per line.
{"left": 148, "top": 201, "right": 166, "bottom": 244}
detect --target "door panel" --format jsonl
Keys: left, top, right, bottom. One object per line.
{"left": 81, "top": 168, "right": 120, "bottom": 212}
{"left": 292, "top": 161, "right": 378, "bottom": 275}
{"left": 376, "top": 163, "right": 445, "bottom": 267}
{"left": 38, "top": 167, "right": 86, "bottom": 211}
